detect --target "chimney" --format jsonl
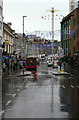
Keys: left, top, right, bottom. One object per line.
{"left": 7, "top": 22, "right": 12, "bottom": 28}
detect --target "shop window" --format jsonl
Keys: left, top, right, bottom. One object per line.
{"left": 73, "top": 19, "right": 76, "bottom": 25}
{"left": 0, "top": 22, "right": 2, "bottom": 29}
{"left": 74, "top": 33, "right": 75, "bottom": 40}
{"left": 0, "top": 7, "right": 2, "bottom": 15}
{"left": 71, "top": 5, "right": 74, "bottom": 11}
{"left": 2, "top": 42, "right": 5, "bottom": 48}
{"left": 74, "top": 47, "right": 75, "bottom": 52}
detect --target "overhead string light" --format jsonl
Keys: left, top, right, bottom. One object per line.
{"left": 41, "top": 11, "right": 64, "bottom": 21}
{"left": 55, "top": 14, "right": 65, "bottom": 20}
{"left": 41, "top": 15, "right": 50, "bottom": 20}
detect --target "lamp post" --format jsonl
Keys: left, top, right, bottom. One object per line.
{"left": 23, "top": 16, "right": 27, "bottom": 74}
{"left": 50, "top": 7, "right": 54, "bottom": 56}
{"left": 51, "top": 7, "right": 54, "bottom": 42}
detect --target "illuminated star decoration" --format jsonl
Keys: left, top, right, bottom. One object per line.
{"left": 46, "top": 9, "right": 60, "bottom": 20}
{"left": 42, "top": 9, "right": 64, "bottom": 21}
{"left": 46, "top": 9, "right": 60, "bottom": 13}
{"left": 48, "top": 9, "right": 64, "bottom": 21}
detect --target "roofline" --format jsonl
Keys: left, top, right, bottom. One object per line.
{"left": 61, "top": 7, "right": 79, "bottom": 23}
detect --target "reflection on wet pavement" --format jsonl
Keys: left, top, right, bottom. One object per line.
{"left": 2, "top": 62, "right": 79, "bottom": 118}
{"left": 60, "top": 76, "right": 79, "bottom": 118}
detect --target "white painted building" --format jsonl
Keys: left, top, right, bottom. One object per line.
{"left": 2, "top": 22, "right": 15, "bottom": 54}
{"left": 0, "top": 0, "right": 3, "bottom": 117}
{"left": 69, "top": 0, "right": 78, "bottom": 12}
{"left": 0, "top": 0, "right": 3, "bottom": 47}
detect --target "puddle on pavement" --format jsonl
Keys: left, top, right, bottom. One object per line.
{"left": 2, "top": 66, "right": 79, "bottom": 118}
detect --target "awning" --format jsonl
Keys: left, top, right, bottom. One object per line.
{"left": 2, "top": 57, "right": 6, "bottom": 60}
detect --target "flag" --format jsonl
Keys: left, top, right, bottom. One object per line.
{"left": 41, "top": 16, "right": 44, "bottom": 19}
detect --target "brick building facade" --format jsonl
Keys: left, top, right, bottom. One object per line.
{"left": 61, "top": 7, "right": 79, "bottom": 59}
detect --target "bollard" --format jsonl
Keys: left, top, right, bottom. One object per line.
{"left": 61, "top": 63, "right": 64, "bottom": 73}
{"left": 58, "top": 66, "right": 60, "bottom": 73}
{"left": 57, "top": 61, "right": 60, "bottom": 73}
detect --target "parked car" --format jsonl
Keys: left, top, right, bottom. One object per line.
{"left": 47, "top": 58, "right": 53, "bottom": 67}
{"left": 41, "top": 54, "right": 45, "bottom": 61}
{"left": 47, "top": 57, "right": 51, "bottom": 64}
{"left": 48, "top": 61, "right": 53, "bottom": 67}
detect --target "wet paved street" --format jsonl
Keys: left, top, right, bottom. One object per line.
{"left": 2, "top": 61, "right": 79, "bottom": 118}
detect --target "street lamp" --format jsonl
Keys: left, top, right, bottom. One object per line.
{"left": 23, "top": 16, "right": 27, "bottom": 46}
{"left": 23, "top": 16, "right": 27, "bottom": 74}
{"left": 50, "top": 7, "right": 54, "bottom": 56}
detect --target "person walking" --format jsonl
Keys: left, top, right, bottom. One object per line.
{"left": 3, "top": 63, "right": 6, "bottom": 72}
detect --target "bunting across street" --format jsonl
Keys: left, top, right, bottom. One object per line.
{"left": 41, "top": 8, "right": 64, "bottom": 21}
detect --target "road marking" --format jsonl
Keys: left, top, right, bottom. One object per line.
{"left": 5, "top": 109, "right": 13, "bottom": 111}
{"left": 20, "top": 85, "right": 22, "bottom": 88}
{"left": 48, "top": 86, "right": 50, "bottom": 88}
{"left": 6, "top": 94, "right": 13, "bottom": 96}
{"left": 62, "top": 85, "right": 65, "bottom": 89}
{"left": 71, "top": 85, "right": 74, "bottom": 88}
{"left": 12, "top": 94, "right": 16, "bottom": 98}
{"left": 52, "top": 75, "right": 55, "bottom": 77}
{"left": 36, "top": 86, "right": 38, "bottom": 88}
{"left": 17, "top": 89, "right": 20, "bottom": 92}
{"left": 6, "top": 100, "right": 11, "bottom": 106}
{"left": 26, "top": 85, "right": 28, "bottom": 88}
{"left": 0, "top": 110, "right": 5, "bottom": 116}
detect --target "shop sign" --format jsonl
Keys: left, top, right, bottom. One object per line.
{"left": 5, "top": 40, "right": 10, "bottom": 45}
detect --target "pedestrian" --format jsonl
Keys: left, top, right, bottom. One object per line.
{"left": 3, "top": 63, "right": 6, "bottom": 72}
{"left": 15, "top": 62, "right": 17, "bottom": 70}
{"left": 19, "top": 62, "right": 22, "bottom": 69}
{"left": 60, "top": 61, "right": 62, "bottom": 70}
{"left": 75, "top": 61, "right": 78, "bottom": 68}
{"left": 13, "top": 62, "right": 16, "bottom": 70}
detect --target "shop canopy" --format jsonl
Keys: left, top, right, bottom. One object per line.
{"left": 2, "top": 57, "right": 6, "bottom": 60}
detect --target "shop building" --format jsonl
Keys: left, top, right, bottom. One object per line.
{"left": 0, "top": 0, "right": 3, "bottom": 115}
{"left": 2, "top": 22, "right": 15, "bottom": 69}
{"left": 61, "top": 7, "right": 79, "bottom": 60}
{"left": 69, "top": 0, "right": 78, "bottom": 12}
{"left": 2, "top": 22, "right": 15, "bottom": 54}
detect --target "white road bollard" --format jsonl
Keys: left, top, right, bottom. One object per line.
{"left": 61, "top": 63, "right": 64, "bottom": 73}
{"left": 58, "top": 66, "right": 60, "bottom": 73}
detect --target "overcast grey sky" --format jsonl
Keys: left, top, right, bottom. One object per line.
{"left": 3, "top": 0, "right": 69, "bottom": 40}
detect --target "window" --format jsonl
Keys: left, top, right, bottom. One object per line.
{"left": 27, "top": 58, "right": 36, "bottom": 62}
{"left": 0, "top": 36, "right": 2, "bottom": 44}
{"left": 71, "top": 5, "right": 74, "bottom": 10}
{"left": 74, "top": 47, "right": 75, "bottom": 52}
{"left": 62, "top": 41, "right": 63, "bottom": 48}
{"left": 69, "top": 20, "right": 70, "bottom": 26}
{"left": 69, "top": 26, "right": 70, "bottom": 35}
{"left": 0, "top": 7, "right": 2, "bottom": 15}
{"left": 73, "top": 19, "right": 76, "bottom": 25}
{"left": 0, "top": 22, "right": 2, "bottom": 29}
{"left": 74, "top": 33, "right": 75, "bottom": 40}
